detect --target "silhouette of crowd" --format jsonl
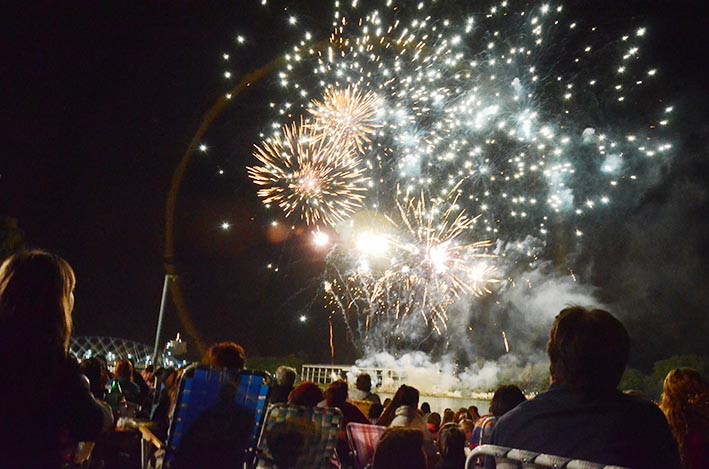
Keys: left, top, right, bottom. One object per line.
{"left": 1, "top": 250, "right": 706, "bottom": 468}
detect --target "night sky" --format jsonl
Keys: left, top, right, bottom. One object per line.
{"left": 2, "top": 1, "right": 707, "bottom": 367}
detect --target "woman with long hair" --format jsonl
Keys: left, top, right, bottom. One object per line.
{"left": 375, "top": 384, "right": 420, "bottom": 427}
{"left": 659, "top": 368, "right": 709, "bottom": 469}
{"left": 376, "top": 384, "right": 437, "bottom": 463}
{"left": 435, "top": 422, "right": 466, "bottom": 469}
{"left": 0, "top": 250, "right": 107, "bottom": 468}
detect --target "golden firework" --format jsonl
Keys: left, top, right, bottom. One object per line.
{"left": 309, "top": 85, "right": 382, "bottom": 153}
{"left": 384, "top": 184, "right": 497, "bottom": 328}
{"left": 248, "top": 118, "right": 369, "bottom": 226}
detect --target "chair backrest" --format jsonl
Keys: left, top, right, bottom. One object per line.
{"left": 346, "top": 422, "right": 385, "bottom": 469}
{"left": 479, "top": 416, "right": 497, "bottom": 445}
{"left": 466, "top": 445, "right": 631, "bottom": 469}
{"left": 469, "top": 416, "right": 497, "bottom": 467}
{"left": 165, "top": 366, "right": 270, "bottom": 465}
{"left": 348, "top": 399, "right": 373, "bottom": 419}
{"left": 255, "top": 404, "right": 343, "bottom": 469}
{"left": 467, "top": 444, "right": 520, "bottom": 469}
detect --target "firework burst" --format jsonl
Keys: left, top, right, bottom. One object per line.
{"left": 242, "top": 0, "right": 675, "bottom": 355}
{"left": 269, "top": 1, "right": 672, "bottom": 241}
{"left": 248, "top": 118, "right": 369, "bottom": 225}
{"left": 390, "top": 183, "right": 497, "bottom": 302}
{"left": 324, "top": 184, "right": 496, "bottom": 352}
{"left": 309, "top": 85, "right": 382, "bottom": 154}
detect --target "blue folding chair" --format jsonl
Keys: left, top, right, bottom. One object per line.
{"left": 165, "top": 366, "right": 270, "bottom": 467}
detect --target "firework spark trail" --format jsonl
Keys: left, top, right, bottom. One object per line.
{"left": 386, "top": 184, "right": 497, "bottom": 322}
{"left": 323, "top": 183, "right": 497, "bottom": 353}
{"left": 247, "top": 0, "right": 674, "bottom": 354}
{"left": 392, "top": 184, "right": 495, "bottom": 288}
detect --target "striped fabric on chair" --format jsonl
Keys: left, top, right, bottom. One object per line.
{"left": 346, "top": 422, "right": 386, "bottom": 469}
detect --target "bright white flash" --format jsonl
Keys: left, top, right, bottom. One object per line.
{"left": 313, "top": 230, "right": 330, "bottom": 247}
{"left": 427, "top": 243, "right": 450, "bottom": 273}
{"left": 356, "top": 232, "right": 389, "bottom": 256}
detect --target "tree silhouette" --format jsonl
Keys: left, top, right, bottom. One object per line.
{"left": 0, "top": 217, "right": 26, "bottom": 261}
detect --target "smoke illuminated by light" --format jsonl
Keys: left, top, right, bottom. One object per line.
{"left": 260, "top": 0, "right": 672, "bottom": 239}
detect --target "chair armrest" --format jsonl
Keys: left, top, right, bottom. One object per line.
{"left": 139, "top": 425, "right": 164, "bottom": 449}
{"left": 467, "top": 445, "right": 513, "bottom": 469}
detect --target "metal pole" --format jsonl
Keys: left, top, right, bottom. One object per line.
{"left": 152, "top": 274, "right": 173, "bottom": 366}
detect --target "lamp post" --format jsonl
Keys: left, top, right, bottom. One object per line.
{"left": 151, "top": 274, "right": 175, "bottom": 366}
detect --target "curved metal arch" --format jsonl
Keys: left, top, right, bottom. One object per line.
{"left": 70, "top": 336, "right": 154, "bottom": 366}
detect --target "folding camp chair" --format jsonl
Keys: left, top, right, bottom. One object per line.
{"left": 160, "top": 366, "right": 270, "bottom": 467}
{"left": 348, "top": 399, "right": 373, "bottom": 419}
{"left": 468, "top": 416, "right": 497, "bottom": 467}
{"left": 471, "top": 416, "right": 497, "bottom": 449}
{"left": 466, "top": 445, "right": 631, "bottom": 469}
{"left": 345, "top": 422, "right": 385, "bottom": 469}
{"left": 255, "top": 404, "right": 343, "bottom": 469}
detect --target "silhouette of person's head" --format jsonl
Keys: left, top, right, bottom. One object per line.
{"left": 205, "top": 341, "right": 245, "bottom": 369}
{"left": 490, "top": 384, "right": 526, "bottom": 417}
{"left": 0, "top": 250, "right": 76, "bottom": 354}
{"left": 372, "top": 427, "right": 426, "bottom": 469}
{"left": 547, "top": 306, "right": 629, "bottom": 395}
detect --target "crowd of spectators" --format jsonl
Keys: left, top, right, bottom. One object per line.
{"left": 1, "top": 250, "right": 707, "bottom": 468}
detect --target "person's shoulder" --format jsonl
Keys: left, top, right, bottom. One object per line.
{"left": 615, "top": 392, "right": 682, "bottom": 467}
{"left": 508, "top": 388, "right": 554, "bottom": 412}
{"left": 349, "top": 388, "right": 366, "bottom": 400}
{"left": 342, "top": 400, "right": 359, "bottom": 412}
{"left": 125, "top": 380, "right": 141, "bottom": 391}
{"left": 393, "top": 404, "right": 416, "bottom": 417}
{"left": 60, "top": 355, "right": 89, "bottom": 388}
{"left": 493, "top": 389, "right": 554, "bottom": 429}
{"left": 390, "top": 409, "right": 409, "bottom": 426}
{"left": 615, "top": 391, "right": 656, "bottom": 412}
{"left": 617, "top": 392, "right": 669, "bottom": 425}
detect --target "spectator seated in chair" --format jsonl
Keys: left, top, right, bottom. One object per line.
{"left": 269, "top": 365, "right": 297, "bottom": 405}
{"left": 376, "top": 384, "right": 437, "bottom": 463}
{"left": 350, "top": 373, "right": 381, "bottom": 404}
{"left": 486, "top": 306, "right": 681, "bottom": 469}
{"left": 372, "top": 426, "right": 427, "bottom": 469}
{"left": 171, "top": 341, "right": 253, "bottom": 469}
{"left": 436, "top": 422, "right": 466, "bottom": 469}
{"left": 660, "top": 368, "right": 709, "bottom": 469}
{"left": 288, "top": 381, "right": 324, "bottom": 408}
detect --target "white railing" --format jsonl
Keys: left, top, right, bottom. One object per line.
{"left": 300, "top": 364, "right": 408, "bottom": 391}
